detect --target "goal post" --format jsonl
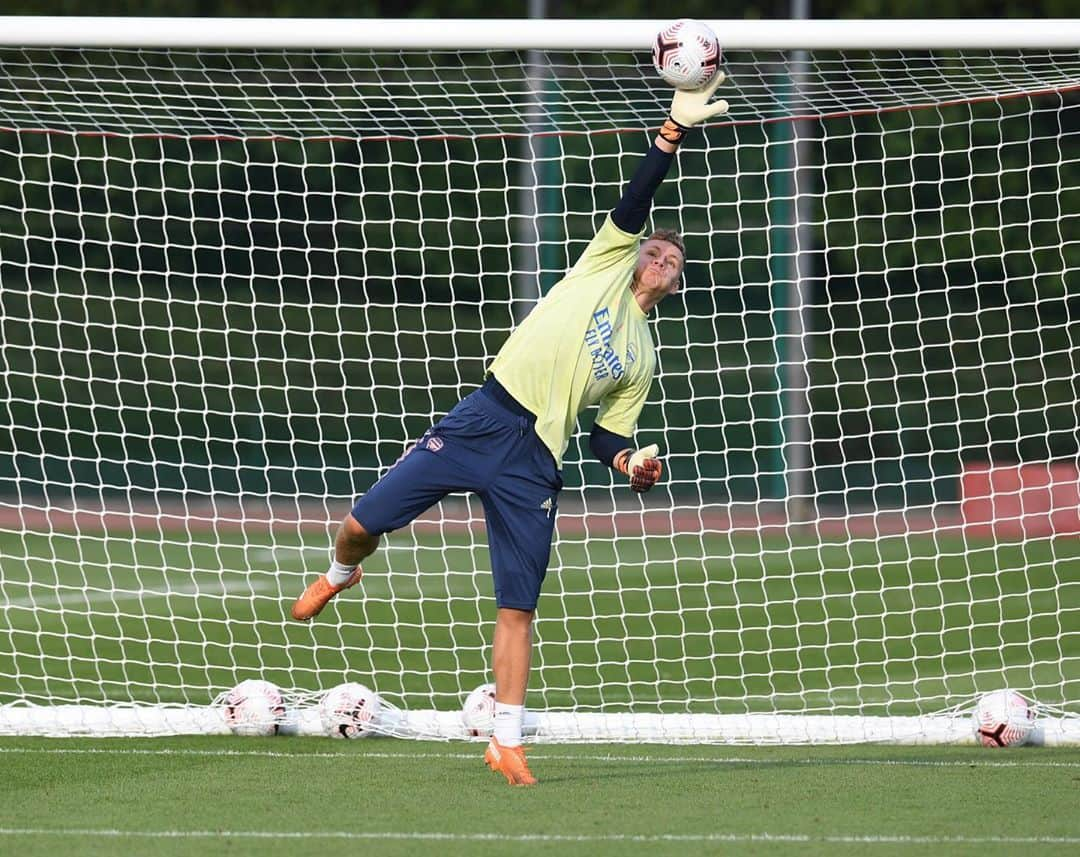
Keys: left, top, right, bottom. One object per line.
{"left": 1, "top": 17, "right": 1078, "bottom": 744}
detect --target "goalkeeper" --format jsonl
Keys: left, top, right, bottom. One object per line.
{"left": 291, "top": 76, "right": 729, "bottom": 785}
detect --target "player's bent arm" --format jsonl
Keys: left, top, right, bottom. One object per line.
{"left": 590, "top": 422, "right": 631, "bottom": 468}
{"left": 590, "top": 423, "right": 663, "bottom": 494}
{"left": 615, "top": 444, "right": 663, "bottom": 494}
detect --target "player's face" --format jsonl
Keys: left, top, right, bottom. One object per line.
{"left": 634, "top": 239, "right": 684, "bottom": 299}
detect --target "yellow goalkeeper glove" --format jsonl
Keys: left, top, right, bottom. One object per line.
{"left": 615, "top": 443, "right": 663, "bottom": 493}
{"left": 659, "top": 72, "right": 729, "bottom": 145}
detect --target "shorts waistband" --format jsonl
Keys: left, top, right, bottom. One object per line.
{"left": 478, "top": 376, "right": 537, "bottom": 424}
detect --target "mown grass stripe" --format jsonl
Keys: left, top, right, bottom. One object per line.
{"left": 1, "top": 827, "right": 1079, "bottom": 845}
{"left": 2, "top": 745, "right": 1079, "bottom": 767}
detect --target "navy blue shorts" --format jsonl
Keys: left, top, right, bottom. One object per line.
{"left": 350, "top": 381, "right": 562, "bottom": 611}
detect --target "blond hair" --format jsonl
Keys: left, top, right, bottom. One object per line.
{"left": 648, "top": 228, "right": 685, "bottom": 256}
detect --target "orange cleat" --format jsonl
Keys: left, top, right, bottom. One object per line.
{"left": 290, "top": 568, "right": 363, "bottom": 621}
{"left": 484, "top": 738, "right": 538, "bottom": 787}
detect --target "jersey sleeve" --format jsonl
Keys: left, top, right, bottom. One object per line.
{"left": 567, "top": 215, "right": 642, "bottom": 281}
{"left": 594, "top": 362, "right": 654, "bottom": 439}
{"left": 611, "top": 143, "right": 677, "bottom": 235}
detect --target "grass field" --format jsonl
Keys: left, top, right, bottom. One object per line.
{"left": 2, "top": 526, "right": 1079, "bottom": 854}
{"left": 2, "top": 737, "right": 1080, "bottom": 856}
{"left": 2, "top": 527, "right": 1078, "bottom": 713}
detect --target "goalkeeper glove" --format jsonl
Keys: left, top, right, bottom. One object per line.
{"left": 659, "top": 71, "right": 729, "bottom": 146}
{"left": 615, "top": 443, "right": 663, "bottom": 493}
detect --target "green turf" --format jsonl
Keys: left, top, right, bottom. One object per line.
{"left": 2, "top": 529, "right": 1079, "bottom": 854}
{"left": 2, "top": 529, "right": 1079, "bottom": 713}
{"left": 1, "top": 737, "right": 1079, "bottom": 857}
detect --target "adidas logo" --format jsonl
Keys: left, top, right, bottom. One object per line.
{"left": 540, "top": 498, "right": 553, "bottom": 518}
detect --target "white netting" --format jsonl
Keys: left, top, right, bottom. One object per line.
{"left": 0, "top": 34, "right": 1077, "bottom": 741}
{"left": 0, "top": 48, "right": 1077, "bottom": 136}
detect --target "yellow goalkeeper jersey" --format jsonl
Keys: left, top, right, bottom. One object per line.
{"left": 488, "top": 215, "right": 657, "bottom": 468}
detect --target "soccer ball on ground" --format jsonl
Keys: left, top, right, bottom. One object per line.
{"left": 320, "top": 682, "right": 381, "bottom": 739}
{"left": 461, "top": 682, "right": 496, "bottom": 737}
{"left": 652, "top": 19, "right": 721, "bottom": 91}
{"left": 973, "top": 689, "right": 1036, "bottom": 747}
{"left": 223, "top": 679, "right": 287, "bottom": 737}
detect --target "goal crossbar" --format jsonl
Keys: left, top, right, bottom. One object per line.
{"left": 2, "top": 17, "right": 1080, "bottom": 49}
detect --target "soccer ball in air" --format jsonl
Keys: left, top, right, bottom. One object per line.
{"left": 973, "top": 689, "right": 1036, "bottom": 747}
{"left": 320, "top": 682, "right": 381, "bottom": 739}
{"left": 223, "top": 679, "right": 287, "bottom": 737}
{"left": 652, "top": 19, "right": 721, "bottom": 91}
{"left": 461, "top": 682, "right": 497, "bottom": 737}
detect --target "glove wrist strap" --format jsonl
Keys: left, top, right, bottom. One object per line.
{"left": 659, "top": 117, "right": 690, "bottom": 146}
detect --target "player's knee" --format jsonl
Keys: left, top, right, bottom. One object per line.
{"left": 497, "top": 606, "right": 535, "bottom": 632}
{"left": 340, "top": 513, "right": 379, "bottom": 552}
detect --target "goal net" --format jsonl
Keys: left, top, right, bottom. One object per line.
{"left": 1, "top": 18, "right": 1078, "bottom": 743}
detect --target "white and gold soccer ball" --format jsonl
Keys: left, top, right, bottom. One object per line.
{"left": 223, "top": 679, "right": 287, "bottom": 737}
{"left": 461, "top": 682, "right": 497, "bottom": 737}
{"left": 652, "top": 19, "right": 721, "bottom": 91}
{"left": 973, "top": 689, "right": 1036, "bottom": 747}
{"left": 320, "top": 682, "right": 381, "bottom": 739}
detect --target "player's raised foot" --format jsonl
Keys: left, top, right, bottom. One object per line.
{"left": 484, "top": 738, "right": 537, "bottom": 787}
{"left": 290, "top": 567, "right": 363, "bottom": 621}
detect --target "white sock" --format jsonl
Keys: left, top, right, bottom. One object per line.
{"left": 493, "top": 702, "right": 524, "bottom": 747}
{"left": 326, "top": 559, "right": 357, "bottom": 587}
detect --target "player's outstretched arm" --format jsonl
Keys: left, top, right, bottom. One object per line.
{"left": 610, "top": 72, "right": 729, "bottom": 234}
{"left": 657, "top": 71, "right": 729, "bottom": 150}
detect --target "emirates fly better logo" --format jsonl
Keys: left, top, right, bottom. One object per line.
{"left": 584, "top": 307, "right": 625, "bottom": 381}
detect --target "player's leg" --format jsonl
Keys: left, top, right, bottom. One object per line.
{"left": 492, "top": 606, "right": 533, "bottom": 707}
{"left": 481, "top": 497, "right": 553, "bottom": 786}
{"left": 480, "top": 441, "right": 560, "bottom": 786}
{"left": 290, "top": 515, "right": 373, "bottom": 620}
{"left": 332, "top": 512, "right": 380, "bottom": 568}
{"left": 291, "top": 438, "right": 473, "bottom": 621}
{"left": 484, "top": 605, "right": 537, "bottom": 785}
{"left": 292, "top": 392, "right": 513, "bottom": 621}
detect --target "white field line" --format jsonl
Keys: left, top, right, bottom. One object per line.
{"left": 4, "top": 578, "right": 276, "bottom": 609}
{"left": 251, "top": 540, "right": 494, "bottom": 565}
{"left": 250, "top": 547, "right": 330, "bottom": 562}
{"left": 250, "top": 543, "right": 426, "bottom": 562}
{"left": 1, "top": 746, "right": 1079, "bottom": 768}
{"left": 0, "top": 827, "right": 1078, "bottom": 845}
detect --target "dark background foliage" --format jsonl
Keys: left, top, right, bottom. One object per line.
{"left": 0, "top": 5, "right": 1076, "bottom": 510}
